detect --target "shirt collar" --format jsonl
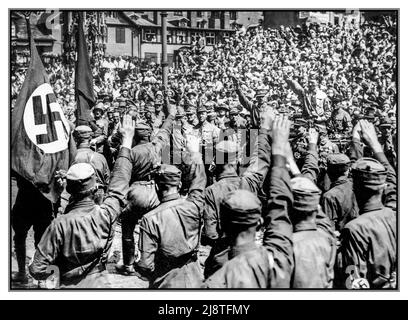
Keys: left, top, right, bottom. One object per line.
{"left": 360, "top": 199, "right": 384, "bottom": 214}
{"left": 161, "top": 193, "right": 180, "bottom": 203}
{"left": 230, "top": 242, "right": 258, "bottom": 259}
{"left": 294, "top": 220, "right": 317, "bottom": 232}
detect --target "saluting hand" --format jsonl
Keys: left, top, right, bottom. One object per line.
{"left": 358, "top": 120, "right": 383, "bottom": 153}
{"left": 121, "top": 114, "right": 135, "bottom": 149}
{"left": 271, "top": 115, "right": 291, "bottom": 157}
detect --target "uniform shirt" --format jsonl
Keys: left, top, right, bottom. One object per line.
{"left": 29, "top": 147, "right": 132, "bottom": 286}
{"left": 130, "top": 114, "right": 174, "bottom": 183}
{"left": 193, "top": 121, "right": 220, "bottom": 147}
{"left": 203, "top": 155, "right": 294, "bottom": 288}
{"left": 340, "top": 149, "right": 397, "bottom": 288}
{"left": 291, "top": 209, "right": 337, "bottom": 288}
{"left": 321, "top": 178, "right": 359, "bottom": 231}
{"left": 136, "top": 152, "right": 206, "bottom": 288}
{"left": 74, "top": 145, "right": 110, "bottom": 188}
{"left": 330, "top": 108, "right": 352, "bottom": 134}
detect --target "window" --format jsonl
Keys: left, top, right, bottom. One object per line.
{"left": 197, "top": 11, "right": 202, "bottom": 17}
{"left": 191, "top": 32, "right": 201, "bottom": 42}
{"left": 206, "top": 32, "right": 215, "bottom": 45}
{"left": 229, "top": 11, "right": 237, "bottom": 20}
{"left": 174, "top": 11, "right": 183, "bottom": 16}
{"left": 212, "top": 11, "right": 221, "bottom": 19}
{"left": 167, "top": 30, "right": 175, "bottom": 44}
{"left": 143, "top": 28, "right": 157, "bottom": 42}
{"left": 176, "top": 30, "right": 187, "bottom": 44}
{"left": 115, "top": 27, "right": 126, "bottom": 43}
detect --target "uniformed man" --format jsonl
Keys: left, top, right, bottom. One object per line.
{"left": 202, "top": 115, "right": 274, "bottom": 277}
{"left": 214, "top": 104, "right": 229, "bottom": 129}
{"left": 203, "top": 116, "right": 294, "bottom": 288}
{"left": 339, "top": 120, "right": 397, "bottom": 289}
{"left": 193, "top": 106, "right": 221, "bottom": 185}
{"left": 321, "top": 154, "right": 359, "bottom": 231}
{"left": 378, "top": 117, "right": 396, "bottom": 168}
{"left": 11, "top": 176, "right": 54, "bottom": 284}
{"left": 29, "top": 115, "right": 136, "bottom": 288}
{"left": 115, "top": 107, "right": 176, "bottom": 275}
{"left": 330, "top": 95, "right": 352, "bottom": 135}
{"left": 90, "top": 103, "right": 109, "bottom": 154}
{"left": 186, "top": 107, "right": 199, "bottom": 127}
{"left": 134, "top": 135, "right": 207, "bottom": 288}
{"left": 72, "top": 126, "right": 110, "bottom": 205}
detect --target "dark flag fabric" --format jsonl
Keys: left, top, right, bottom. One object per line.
{"left": 75, "top": 14, "right": 96, "bottom": 126}
{"left": 11, "top": 37, "right": 76, "bottom": 204}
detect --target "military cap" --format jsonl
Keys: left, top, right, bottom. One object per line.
{"left": 156, "top": 164, "right": 182, "bottom": 186}
{"left": 197, "top": 106, "right": 207, "bottom": 114}
{"left": 221, "top": 190, "right": 262, "bottom": 226}
{"left": 66, "top": 163, "right": 96, "bottom": 195}
{"left": 327, "top": 153, "right": 351, "bottom": 173}
{"left": 156, "top": 91, "right": 163, "bottom": 97}
{"left": 154, "top": 100, "right": 163, "bottom": 105}
{"left": 332, "top": 94, "right": 344, "bottom": 104}
{"left": 73, "top": 125, "right": 93, "bottom": 140}
{"left": 186, "top": 107, "right": 196, "bottom": 115}
{"left": 352, "top": 157, "right": 387, "bottom": 190}
{"left": 93, "top": 103, "right": 105, "bottom": 113}
{"left": 229, "top": 107, "right": 240, "bottom": 116}
{"left": 291, "top": 177, "right": 322, "bottom": 212}
{"left": 379, "top": 117, "right": 393, "bottom": 128}
{"left": 175, "top": 107, "right": 186, "bottom": 118}
{"left": 255, "top": 88, "right": 269, "bottom": 98}
{"left": 215, "top": 140, "right": 239, "bottom": 165}
{"left": 145, "top": 105, "right": 156, "bottom": 113}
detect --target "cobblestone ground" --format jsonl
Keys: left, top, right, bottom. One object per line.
{"left": 10, "top": 178, "right": 212, "bottom": 289}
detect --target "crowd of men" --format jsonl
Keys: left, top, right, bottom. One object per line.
{"left": 11, "top": 15, "right": 397, "bottom": 289}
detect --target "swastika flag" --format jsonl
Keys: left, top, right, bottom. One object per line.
{"left": 11, "top": 37, "right": 76, "bottom": 203}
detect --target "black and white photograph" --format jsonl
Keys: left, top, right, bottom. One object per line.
{"left": 8, "top": 8, "right": 398, "bottom": 291}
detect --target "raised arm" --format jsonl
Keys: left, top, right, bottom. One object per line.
{"left": 263, "top": 116, "right": 294, "bottom": 288}
{"left": 358, "top": 120, "right": 396, "bottom": 210}
{"left": 300, "top": 128, "right": 320, "bottom": 184}
{"left": 241, "top": 109, "right": 275, "bottom": 193}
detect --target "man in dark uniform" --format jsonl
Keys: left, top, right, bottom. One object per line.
{"left": 321, "top": 154, "right": 359, "bottom": 231}
{"left": 329, "top": 95, "right": 352, "bottom": 135}
{"left": 339, "top": 120, "right": 397, "bottom": 289}
{"left": 72, "top": 126, "right": 110, "bottom": 205}
{"left": 134, "top": 135, "right": 207, "bottom": 288}
{"left": 203, "top": 116, "right": 294, "bottom": 288}
{"left": 29, "top": 115, "right": 136, "bottom": 288}
{"left": 90, "top": 104, "right": 109, "bottom": 154}
{"left": 115, "top": 107, "right": 176, "bottom": 275}
{"left": 202, "top": 110, "right": 274, "bottom": 278}
{"left": 11, "top": 177, "right": 54, "bottom": 284}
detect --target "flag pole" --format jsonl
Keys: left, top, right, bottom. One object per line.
{"left": 24, "top": 12, "right": 32, "bottom": 55}
{"left": 160, "top": 12, "right": 168, "bottom": 92}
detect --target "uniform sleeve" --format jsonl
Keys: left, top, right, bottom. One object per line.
{"left": 241, "top": 129, "right": 272, "bottom": 193}
{"left": 300, "top": 143, "right": 320, "bottom": 183}
{"left": 320, "top": 193, "right": 339, "bottom": 229}
{"left": 100, "top": 147, "right": 133, "bottom": 223}
{"left": 373, "top": 152, "right": 397, "bottom": 210}
{"left": 202, "top": 188, "right": 219, "bottom": 246}
{"left": 28, "top": 221, "right": 62, "bottom": 280}
{"left": 137, "top": 217, "right": 159, "bottom": 274}
{"left": 151, "top": 114, "right": 175, "bottom": 155}
{"left": 185, "top": 152, "right": 207, "bottom": 210}
{"left": 340, "top": 226, "right": 369, "bottom": 284}
{"left": 263, "top": 155, "right": 294, "bottom": 288}
{"left": 316, "top": 206, "right": 337, "bottom": 238}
